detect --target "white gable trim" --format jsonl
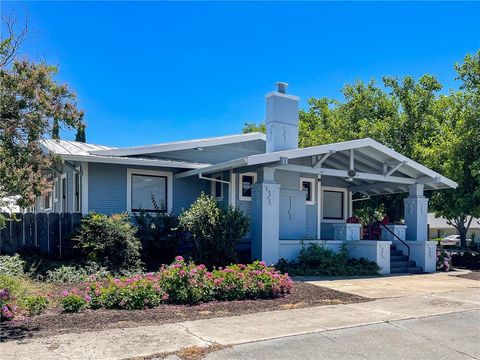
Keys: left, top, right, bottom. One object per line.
{"left": 90, "top": 133, "right": 266, "bottom": 157}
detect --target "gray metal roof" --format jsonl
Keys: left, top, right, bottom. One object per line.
{"left": 41, "top": 139, "right": 115, "bottom": 156}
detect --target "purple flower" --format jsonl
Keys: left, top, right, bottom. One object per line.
{"left": 84, "top": 295, "right": 92, "bottom": 302}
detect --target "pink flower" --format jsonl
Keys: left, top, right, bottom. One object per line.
{"left": 84, "top": 295, "right": 92, "bottom": 302}
{"left": 197, "top": 264, "right": 206, "bottom": 270}
{"left": 259, "top": 261, "right": 266, "bottom": 267}
{"left": 179, "top": 270, "right": 187, "bottom": 277}
{"left": 60, "top": 290, "right": 69, "bottom": 297}
{"left": 175, "top": 256, "right": 184, "bottom": 262}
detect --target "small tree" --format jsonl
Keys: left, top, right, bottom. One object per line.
{"left": 179, "top": 193, "right": 249, "bottom": 267}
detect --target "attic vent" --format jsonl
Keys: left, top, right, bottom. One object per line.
{"left": 276, "top": 82, "right": 288, "bottom": 94}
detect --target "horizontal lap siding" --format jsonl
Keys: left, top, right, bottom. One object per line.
{"left": 88, "top": 163, "right": 128, "bottom": 214}
{"left": 88, "top": 163, "right": 209, "bottom": 215}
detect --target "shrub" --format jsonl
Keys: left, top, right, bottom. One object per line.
{"left": 276, "top": 243, "right": 380, "bottom": 276}
{"left": 61, "top": 292, "right": 88, "bottom": 313}
{"left": 23, "top": 295, "right": 48, "bottom": 316}
{"left": 73, "top": 213, "right": 143, "bottom": 273}
{"left": 0, "top": 288, "right": 18, "bottom": 322}
{"left": 60, "top": 258, "right": 292, "bottom": 311}
{"left": 179, "top": 193, "right": 249, "bottom": 267}
{"left": 451, "top": 250, "right": 479, "bottom": 270}
{"left": 0, "top": 254, "right": 25, "bottom": 276}
{"left": 436, "top": 247, "right": 453, "bottom": 271}
{"left": 135, "top": 199, "right": 184, "bottom": 269}
{"left": 46, "top": 262, "right": 110, "bottom": 283}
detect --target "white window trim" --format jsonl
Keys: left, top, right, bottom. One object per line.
{"left": 238, "top": 172, "right": 257, "bottom": 201}
{"left": 210, "top": 173, "right": 224, "bottom": 200}
{"left": 300, "top": 177, "right": 316, "bottom": 205}
{"left": 126, "top": 168, "right": 173, "bottom": 213}
{"left": 42, "top": 191, "right": 53, "bottom": 211}
{"left": 60, "top": 173, "right": 67, "bottom": 213}
{"left": 72, "top": 169, "right": 81, "bottom": 213}
{"left": 321, "top": 186, "right": 348, "bottom": 223}
{"left": 53, "top": 177, "right": 59, "bottom": 203}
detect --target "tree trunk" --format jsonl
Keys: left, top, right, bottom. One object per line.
{"left": 451, "top": 216, "right": 473, "bottom": 248}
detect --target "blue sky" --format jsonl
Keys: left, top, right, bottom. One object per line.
{"left": 4, "top": 1, "right": 480, "bottom": 147}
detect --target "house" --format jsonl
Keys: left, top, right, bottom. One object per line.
{"left": 428, "top": 213, "right": 480, "bottom": 240}
{"left": 37, "top": 83, "right": 457, "bottom": 274}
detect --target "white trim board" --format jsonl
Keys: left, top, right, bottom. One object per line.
{"left": 81, "top": 162, "right": 89, "bottom": 215}
{"left": 238, "top": 172, "right": 257, "bottom": 201}
{"left": 90, "top": 133, "right": 266, "bottom": 157}
{"left": 126, "top": 168, "right": 173, "bottom": 213}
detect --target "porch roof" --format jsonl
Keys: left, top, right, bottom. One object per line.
{"left": 176, "top": 138, "right": 457, "bottom": 195}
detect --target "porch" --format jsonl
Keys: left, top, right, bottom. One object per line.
{"left": 176, "top": 137, "right": 456, "bottom": 274}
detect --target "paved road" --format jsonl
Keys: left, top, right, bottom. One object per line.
{"left": 205, "top": 310, "right": 480, "bottom": 360}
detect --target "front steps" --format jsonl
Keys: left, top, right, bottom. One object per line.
{"left": 390, "top": 244, "right": 423, "bottom": 274}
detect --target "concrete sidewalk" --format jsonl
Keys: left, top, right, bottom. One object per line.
{"left": 2, "top": 273, "right": 479, "bottom": 360}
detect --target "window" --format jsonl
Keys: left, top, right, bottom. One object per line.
{"left": 239, "top": 173, "right": 257, "bottom": 201}
{"left": 43, "top": 191, "right": 52, "bottom": 211}
{"left": 322, "top": 190, "right": 345, "bottom": 220}
{"left": 61, "top": 174, "right": 67, "bottom": 213}
{"left": 54, "top": 177, "right": 59, "bottom": 202}
{"left": 211, "top": 174, "right": 223, "bottom": 199}
{"left": 300, "top": 178, "right": 315, "bottom": 205}
{"left": 131, "top": 174, "right": 167, "bottom": 212}
{"left": 73, "top": 172, "right": 81, "bottom": 212}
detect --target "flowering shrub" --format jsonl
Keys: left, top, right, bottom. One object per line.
{"left": 24, "top": 295, "right": 49, "bottom": 316}
{"left": 59, "top": 257, "right": 293, "bottom": 312}
{"left": 437, "top": 247, "right": 452, "bottom": 271}
{"left": 0, "top": 288, "right": 18, "bottom": 322}
{"left": 61, "top": 291, "right": 88, "bottom": 313}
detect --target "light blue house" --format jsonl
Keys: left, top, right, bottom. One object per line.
{"left": 38, "top": 84, "right": 457, "bottom": 274}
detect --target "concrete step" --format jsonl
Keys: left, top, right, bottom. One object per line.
{"left": 390, "top": 266, "right": 423, "bottom": 274}
{"left": 390, "top": 250, "right": 404, "bottom": 256}
{"left": 391, "top": 261, "right": 409, "bottom": 268}
{"left": 391, "top": 255, "right": 409, "bottom": 262}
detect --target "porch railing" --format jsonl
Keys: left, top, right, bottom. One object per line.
{"left": 370, "top": 215, "right": 410, "bottom": 269}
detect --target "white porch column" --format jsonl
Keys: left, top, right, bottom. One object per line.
{"left": 404, "top": 184, "right": 429, "bottom": 241}
{"left": 251, "top": 167, "right": 280, "bottom": 265}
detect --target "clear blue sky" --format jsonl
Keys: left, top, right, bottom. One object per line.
{"left": 4, "top": 1, "right": 480, "bottom": 147}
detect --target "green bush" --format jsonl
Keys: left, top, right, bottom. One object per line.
{"left": 0, "top": 254, "right": 25, "bottom": 276}
{"left": 23, "top": 295, "right": 48, "bottom": 316}
{"left": 276, "top": 243, "right": 379, "bottom": 276}
{"left": 179, "top": 193, "right": 250, "bottom": 267}
{"left": 61, "top": 293, "right": 88, "bottom": 313}
{"left": 134, "top": 198, "right": 183, "bottom": 269}
{"left": 45, "top": 262, "right": 110, "bottom": 283}
{"left": 73, "top": 213, "right": 143, "bottom": 273}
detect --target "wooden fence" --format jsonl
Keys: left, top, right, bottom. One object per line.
{"left": 0, "top": 213, "right": 83, "bottom": 258}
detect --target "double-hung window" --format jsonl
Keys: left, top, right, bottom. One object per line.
{"left": 239, "top": 173, "right": 257, "bottom": 201}
{"left": 73, "top": 172, "right": 81, "bottom": 212}
{"left": 300, "top": 178, "right": 315, "bottom": 205}
{"left": 211, "top": 174, "right": 223, "bottom": 199}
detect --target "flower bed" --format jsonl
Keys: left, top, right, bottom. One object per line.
{"left": 60, "top": 257, "right": 293, "bottom": 312}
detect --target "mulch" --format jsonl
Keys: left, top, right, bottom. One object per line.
{"left": 454, "top": 270, "right": 480, "bottom": 281}
{"left": 0, "top": 282, "right": 368, "bottom": 341}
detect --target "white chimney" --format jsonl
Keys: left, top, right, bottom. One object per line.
{"left": 265, "top": 82, "right": 299, "bottom": 152}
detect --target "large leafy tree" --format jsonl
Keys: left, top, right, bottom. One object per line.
{"left": 0, "top": 15, "right": 84, "bottom": 217}
{"left": 427, "top": 52, "right": 480, "bottom": 247}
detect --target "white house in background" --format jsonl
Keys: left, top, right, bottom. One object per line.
{"left": 428, "top": 213, "right": 480, "bottom": 240}
{"left": 31, "top": 83, "right": 457, "bottom": 275}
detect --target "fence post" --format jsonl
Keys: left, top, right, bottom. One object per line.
{"left": 10, "top": 213, "right": 23, "bottom": 253}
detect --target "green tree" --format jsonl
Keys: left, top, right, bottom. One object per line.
{"left": 427, "top": 51, "right": 480, "bottom": 247}
{"left": 242, "top": 122, "right": 265, "bottom": 134}
{"left": 75, "top": 116, "right": 86, "bottom": 142}
{"left": 0, "top": 15, "right": 84, "bottom": 216}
